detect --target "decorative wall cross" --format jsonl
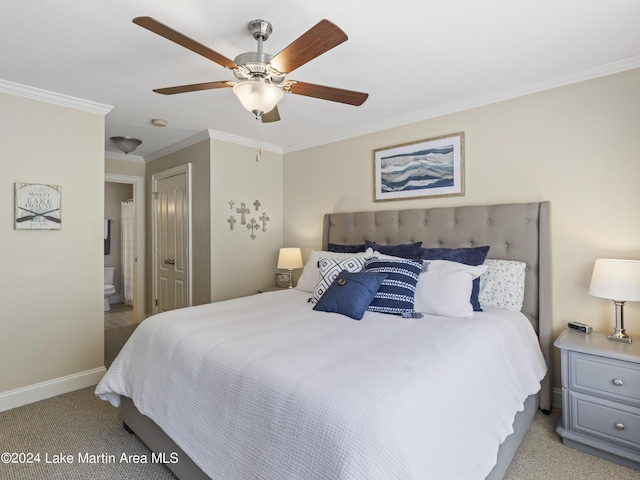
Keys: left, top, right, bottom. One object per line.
{"left": 226, "top": 199, "right": 271, "bottom": 239}
{"left": 236, "top": 202, "right": 250, "bottom": 225}
{"left": 259, "top": 212, "right": 270, "bottom": 232}
{"left": 246, "top": 218, "right": 260, "bottom": 240}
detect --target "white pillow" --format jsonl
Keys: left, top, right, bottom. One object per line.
{"left": 296, "top": 249, "right": 372, "bottom": 293}
{"left": 479, "top": 259, "right": 526, "bottom": 312}
{"left": 414, "top": 260, "right": 488, "bottom": 319}
{"left": 312, "top": 256, "right": 367, "bottom": 302}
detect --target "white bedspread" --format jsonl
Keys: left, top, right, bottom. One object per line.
{"left": 96, "top": 289, "right": 546, "bottom": 480}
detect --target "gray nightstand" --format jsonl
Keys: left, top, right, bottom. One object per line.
{"left": 555, "top": 329, "right": 640, "bottom": 471}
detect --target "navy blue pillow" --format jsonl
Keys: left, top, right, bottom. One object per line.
{"left": 364, "top": 257, "right": 423, "bottom": 318}
{"left": 313, "top": 270, "right": 388, "bottom": 320}
{"left": 364, "top": 240, "right": 423, "bottom": 259}
{"left": 416, "top": 246, "right": 490, "bottom": 311}
{"left": 328, "top": 243, "right": 366, "bottom": 253}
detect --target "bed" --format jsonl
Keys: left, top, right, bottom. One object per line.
{"left": 96, "top": 201, "right": 552, "bottom": 480}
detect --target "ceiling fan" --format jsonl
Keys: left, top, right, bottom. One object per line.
{"left": 133, "top": 16, "right": 369, "bottom": 123}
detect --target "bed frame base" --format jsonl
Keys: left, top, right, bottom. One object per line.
{"left": 121, "top": 396, "right": 210, "bottom": 480}
{"left": 122, "top": 393, "right": 539, "bottom": 480}
{"left": 486, "top": 394, "right": 539, "bottom": 479}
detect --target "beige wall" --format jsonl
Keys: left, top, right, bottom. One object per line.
{"left": 105, "top": 156, "right": 145, "bottom": 177}
{"left": 210, "top": 140, "right": 283, "bottom": 301}
{"left": 145, "top": 139, "right": 212, "bottom": 311}
{"left": 0, "top": 92, "right": 105, "bottom": 396}
{"left": 283, "top": 68, "right": 640, "bottom": 394}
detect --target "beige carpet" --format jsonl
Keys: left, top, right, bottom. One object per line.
{"left": 104, "top": 303, "right": 134, "bottom": 330}
{"left": 503, "top": 408, "right": 640, "bottom": 480}
{"left": 1, "top": 387, "right": 176, "bottom": 479}
{"left": 104, "top": 324, "right": 137, "bottom": 369}
{"left": 2, "top": 390, "right": 638, "bottom": 479}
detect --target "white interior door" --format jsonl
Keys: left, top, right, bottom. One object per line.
{"left": 153, "top": 164, "right": 192, "bottom": 314}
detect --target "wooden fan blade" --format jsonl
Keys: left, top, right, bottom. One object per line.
{"left": 153, "top": 81, "right": 234, "bottom": 95}
{"left": 269, "top": 20, "right": 348, "bottom": 74}
{"left": 286, "top": 81, "right": 368, "bottom": 106}
{"left": 133, "top": 17, "right": 237, "bottom": 69}
{"left": 261, "top": 106, "right": 280, "bottom": 123}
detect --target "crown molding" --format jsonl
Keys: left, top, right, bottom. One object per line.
{"left": 0, "top": 78, "right": 113, "bottom": 115}
{"left": 144, "top": 128, "right": 283, "bottom": 162}
{"left": 143, "top": 130, "right": 211, "bottom": 162}
{"left": 104, "top": 151, "right": 145, "bottom": 162}
{"left": 283, "top": 55, "right": 640, "bottom": 153}
{"left": 207, "top": 129, "right": 283, "bottom": 154}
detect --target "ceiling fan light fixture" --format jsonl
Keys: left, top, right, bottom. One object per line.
{"left": 233, "top": 80, "right": 283, "bottom": 118}
{"left": 110, "top": 136, "right": 142, "bottom": 154}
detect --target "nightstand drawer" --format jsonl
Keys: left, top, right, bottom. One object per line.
{"left": 570, "top": 352, "right": 640, "bottom": 406}
{"left": 569, "top": 391, "right": 640, "bottom": 451}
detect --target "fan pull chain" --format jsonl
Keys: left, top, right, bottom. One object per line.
{"left": 255, "top": 116, "right": 263, "bottom": 162}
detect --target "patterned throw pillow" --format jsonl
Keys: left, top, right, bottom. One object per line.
{"left": 312, "top": 256, "right": 367, "bottom": 303}
{"left": 364, "top": 257, "right": 423, "bottom": 318}
{"left": 479, "top": 259, "right": 527, "bottom": 312}
{"left": 297, "top": 250, "right": 372, "bottom": 293}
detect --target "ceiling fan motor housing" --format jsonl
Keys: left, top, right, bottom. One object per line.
{"left": 233, "top": 51, "right": 284, "bottom": 84}
{"left": 233, "top": 20, "right": 285, "bottom": 84}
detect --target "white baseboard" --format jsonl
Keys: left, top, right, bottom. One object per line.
{"left": 0, "top": 367, "right": 106, "bottom": 412}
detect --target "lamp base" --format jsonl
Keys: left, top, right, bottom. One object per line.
{"left": 608, "top": 300, "right": 632, "bottom": 343}
{"left": 608, "top": 331, "right": 632, "bottom": 343}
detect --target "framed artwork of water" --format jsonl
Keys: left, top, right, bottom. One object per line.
{"left": 373, "top": 132, "right": 464, "bottom": 201}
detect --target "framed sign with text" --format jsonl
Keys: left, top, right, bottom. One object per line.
{"left": 15, "top": 183, "right": 62, "bottom": 230}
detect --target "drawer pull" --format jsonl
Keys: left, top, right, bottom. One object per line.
{"left": 615, "top": 423, "right": 625, "bottom": 431}
{"left": 613, "top": 379, "right": 624, "bottom": 387}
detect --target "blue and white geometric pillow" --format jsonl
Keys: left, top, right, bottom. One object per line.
{"left": 312, "top": 256, "right": 367, "bottom": 303}
{"left": 364, "top": 257, "right": 424, "bottom": 318}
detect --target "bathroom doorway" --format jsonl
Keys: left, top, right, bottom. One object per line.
{"left": 104, "top": 173, "right": 145, "bottom": 325}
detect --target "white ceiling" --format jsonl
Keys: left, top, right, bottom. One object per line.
{"left": 2, "top": 1, "right": 639, "bottom": 158}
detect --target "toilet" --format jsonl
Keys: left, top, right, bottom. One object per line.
{"left": 104, "top": 267, "right": 116, "bottom": 311}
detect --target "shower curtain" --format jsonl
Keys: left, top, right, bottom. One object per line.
{"left": 121, "top": 200, "right": 134, "bottom": 306}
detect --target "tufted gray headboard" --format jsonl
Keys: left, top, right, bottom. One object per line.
{"left": 322, "top": 201, "right": 552, "bottom": 411}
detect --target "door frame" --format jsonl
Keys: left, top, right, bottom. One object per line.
{"left": 104, "top": 173, "right": 146, "bottom": 323}
{"left": 152, "top": 163, "right": 193, "bottom": 314}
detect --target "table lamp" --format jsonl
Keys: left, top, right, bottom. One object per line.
{"left": 277, "top": 247, "right": 303, "bottom": 288}
{"left": 588, "top": 258, "right": 640, "bottom": 343}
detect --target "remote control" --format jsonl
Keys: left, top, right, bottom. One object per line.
{"left": 567, "top": 321, "right": 592, "bottom": 334}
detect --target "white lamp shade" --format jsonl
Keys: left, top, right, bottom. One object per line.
{"left": 277, "top": 248, "right": 303, "bottom": 270}
{"left": 233, "top": 80, "right": 283, "bottom": 116}
{"left": 588, "top": 259, "right": 640, "bottom": 301}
